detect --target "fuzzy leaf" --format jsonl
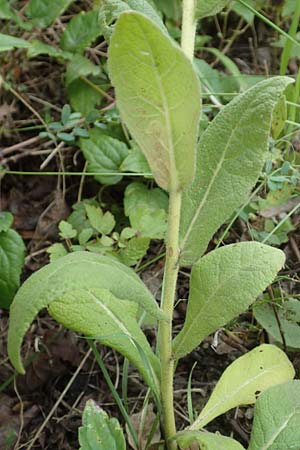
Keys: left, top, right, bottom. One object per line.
{"left": 80, "top": 130, "right": 128, "bottom": 185}
{"left": 173, "top": 242, "right": 285, "bottom": 359}
{"left": 248, "top": 381, "right": 300, "bottom": 450}
{"left": 49, "top": 288, "right": 160, "bottom": 396}
{"left": 8, "top": 252, "right": 165, "bottom": 374}
{"left": 60, "top": 11, "right": 103, "bottom": 53}
{"left": 79, "top": 400, "right": 126, "bottom": 450}
{"left": 179, "top": 77, "right": 293, "bottom": 266}
{"left": 190, "top": 344, "right": 295, "bottom": 430}
{"left": 177, "top": 431, "right": 245, "bottom": 450}
{"left": 25, "top": 0, "right": 74, "bottom": 27}
{"left": 108, "top": 11, "right": 201, "bottom": 191}
{"left": 0, "top": 230, "right": 25, "bottom": 309}
{"left": 195, "top": 0, "right": 231, "bottom": 19}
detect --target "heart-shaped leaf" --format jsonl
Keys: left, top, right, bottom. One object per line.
{"left": 190, "top": 344, "right": 294, "bottom": 430}
{"left": 173, "top": 242, "right": 285, "bottom": 360}
{"left": 108, "top": 11, "right": 201, "bottom": 192}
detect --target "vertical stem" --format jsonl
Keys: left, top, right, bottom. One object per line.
{"left": 159, "top": 2, "right": 197, "bottom": 449}
{"left": 159, "top": 190, "right": 182, "bottom": 450}
{"left": 181, "top": 0, "right": 197, "bottom": 61}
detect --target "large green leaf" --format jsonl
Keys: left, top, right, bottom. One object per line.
{"left": 190, "top": 344, "right": 295, "bottom": 430}
{"left": 49, "top": 289, "right": 160, "bottom": 396}
{"left": 80, "top": 130, "right": 129, "bottom": 185}
{"left": 25, "top": 0, "right": 75, "bottom": 27}
{"left": 177, "top": 431, "right": 245, "bottom": 450}
{"left": 108, "top": 11, "right": 201, "bottom": 192}
{"left": 60, "top": 11, "right": 103, "bottom": 53}
{"left": 0, "top": 230, "right": 25, "bottom": 309}
{"left": 179, "top": 76, "right": 293, "bottom": 266}
{"left": 195, "top": 0, "right": 231, "bottom": 19}
{"left": 248, "top": 381, "right": 300, "bottom": 450}
{"left": 173, "top": 242, "right": 285, "bottom": 359}
{"left": 8, "top": 251, "right": 165, "bottom": 374}
{"left": 79, "top": 400, "right": 126, "bottom": 450}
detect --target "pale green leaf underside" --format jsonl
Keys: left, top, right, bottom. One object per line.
{"left": 177, "top": 430, "right": 245, "bottom": 450}
{"left": 179, "top": 76, "right": 293, "bottom": 266}
{"left": 173, "top": 242, "right": 285, "bottom": 360}
{"left": 79, "top": 400, "right": 126, "bottom": 450}
{"left": 108, "top": 11, "right": 201, "bottom": 191}
{"left": 248, "top": 381, "right": 300, "bottom": 450}
{"left": 8, "top": 252, "right": 164, "bottom": 374}
{"left": 49, "top": 288, "right": 160, "bottom": 397}
{"left": 190, "top": 344, "right": 295, "bottom": 430}
{"left": 195, "top": 0, "right": 231, "bottom": 19}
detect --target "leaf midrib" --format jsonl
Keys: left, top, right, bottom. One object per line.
{"left": 192, "top": 363, "right": 286, "bottom": 429}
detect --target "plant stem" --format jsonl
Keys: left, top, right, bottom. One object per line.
{"left": 159, "top": 3, "right": 197, "bottom": 449}
{"left": 181, "top": 0, "right": 197, "bottom": 61}
{"left": 159, "top": 190, "right": 182, "bottom": 450}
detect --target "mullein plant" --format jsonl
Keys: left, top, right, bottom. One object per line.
{"left": 7, "top": 1, "right": 300, "bottom": 449}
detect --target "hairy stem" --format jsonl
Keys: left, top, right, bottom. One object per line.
{"left": 181, "top": 0, "right": 197, "bottom": 61}
{"left": 159, "top": 2, "right": 197, "bottom": 449}
{"left": 159, "top": 190, "right": 182, "bottom": 450}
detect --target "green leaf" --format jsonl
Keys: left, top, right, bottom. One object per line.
{"left": 99, "top": 0, "right": 165, "bottom": 37}
{"left": 190, "top": 344, "right": 295, "bottom": 430}
{"left": 80, "top": 130, "right": 129, "bottom": 185}
{"left": 195, "top": 0, "right": 231, "bottom": 19}
{"left": 0, "top": 33, "right": 30, "bottom": 52}
{"left": 27, "top": 39, "right": 71, "bottom": 59}
{"left": 121, "top": 143, "right": 151, "bottom": 175}
{"left": 79, "top": 400, "right": 126, "bottom": 450}
{"left": 25, "top": 0, "right": 75, "bottom": 27}
{"left": 124, "top": 182, "right": 168, "bottom": 239}
{"left": 0, "top": 211, "right": 13, "bottom": 232}
{"left": 0, "top": 230, "right": 25, "bottom": 309}
{"left": 179, "top": 76, "right": 293, "bottom": 266}
{"left": 8, "top": 251, "right": 165, "bottom": 374}
{"left": 152, "top": 0, "right": 181, "bottom": 21}
{"left": 67, "top": 79, "right": 103, "bottom": 116}
{"left": 173, "top": 242, "right": 285, "bottom": 360}
{"left": 254, "top": 299, "right": 300, "bottom": 349}
{"left": 177, "top": 430, "right": 245, "bottom": 450}
{"left": 271, "top": 95, "right": 287, "bottom": 139}
{"left": 65, "top": 55, "right": 101, "bottom": 86}
{"left": 248, "top": 381, "right": 300, "bottom": 450}
{"left": 49, "top": 288, "right": 160, "bottom": 395}
{"left": 59, "top": 220, "right": 77, "bottom": 239}
{"left": 118, "top": 237, "right": 150, "bottom": 266}
{"left": 47, "top": 243, "right": 68, "bottom": 262}
{"left": 108, "top": 11, "right": 201, "bottom": 192}
{"left": 85, "top": 204, "right": 116, "bottom": 235}
{"left": 60, "top": 10, "right": 103, "bottom": 53}
{"left": 78, "top": 228, "right": 94, "bottom": 246}
{"left": 61, "top": 104, "right": 71, "bottom": 125}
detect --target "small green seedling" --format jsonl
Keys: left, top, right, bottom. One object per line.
{"left": 7, "top": 1, "right": 299, "bottom": 449}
